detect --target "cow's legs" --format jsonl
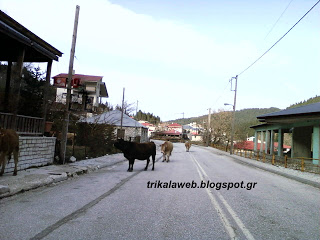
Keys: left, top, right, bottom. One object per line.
{"left": 0, "top": 152, "right": 6, "bottom": 176}
{"left": 144, "top": 157, "right": 150, "bottom": 171}
{"left": 152, "top": 154, "right": 155, "bottom": 170}
{"left": 128, "top": 159, "right": 134, "bottom": 172}
{"left": 162, "top": 153, "right": 166, "bottom": 162}
{"left": 13, "top": 150, "right": 18, "bottom": 176}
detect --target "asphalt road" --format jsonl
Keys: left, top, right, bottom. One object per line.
{"left": 0, "top": 140, "right": 319, "bottom": 240}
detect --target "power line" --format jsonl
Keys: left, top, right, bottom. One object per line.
{"left": 238, "top": 0, "right": 320, "bottom": 76}
{"left": 264, "top": 0, "right": 294, "bottom": 40}
{"left": 209, "top": 80, "right": 231, "bottom": 110}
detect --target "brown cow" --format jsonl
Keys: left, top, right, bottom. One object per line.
{"left": 185, "top": 141, "right": 191, "bottom": 152}
{"left": 114, "top": 139, "right": 156, "bottom": 172}
{"left": 161, "top": 141, "right": 173, "bottom": 162}
{"left": 0, "top": 128, "right": 19, "bottom": 176}
{"left": 53, "top": 131, "right": 76, "bottom": 147}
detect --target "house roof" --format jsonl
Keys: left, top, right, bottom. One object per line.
{"left": 141, "top": 122, "right": 153, "bottom": 127}
{"left": 257, "top": 102, "right": 320, "bottom": 120}
{"left": 157, "top": 129, "right": 181, "bottom": 135}
{"left": 0, "top": 10, "right": 62, "bottom": 62}
{"left": 79, "top": 110, "right": 147, "bottom": 128}
{"left": 53, "top": 73, "right": 103, "bottom": 83}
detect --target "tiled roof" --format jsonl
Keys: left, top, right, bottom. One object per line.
{"left": 52, "top": 73, "right": 103, "bottom": 84}
{"left": 157, "top": 130, "right": 181, "bottom": 135}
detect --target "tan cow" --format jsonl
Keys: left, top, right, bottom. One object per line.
{"left": 185, "top": 141, "right": 192, "bottom": 152}
{"left": 54, "top": 131, "right": 76, "bottom": 147}
{"left": 161, "top": 141, "right": 173, "bottom": 162}
{"left": 0, "top": 128, "right": 19, "bottom": 176}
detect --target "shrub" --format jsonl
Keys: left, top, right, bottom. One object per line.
{"left": 76, "top": 123, "right": 116, "bottom": 158}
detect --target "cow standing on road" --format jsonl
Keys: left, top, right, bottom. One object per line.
{"left": 185, "top": 141, "right": 191, "bottom": 152}
{"left": 161, "top": 141, "right": 173, "bottom": 162}
{"left": 114, "top": 139, "right": 156, "bottom": 172}
{"left": 0, "top": 128, "right": 19, "bottom": 176}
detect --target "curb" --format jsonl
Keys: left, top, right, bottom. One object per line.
{"left": 0, "top": 157, "right": 127, "bottom": 199}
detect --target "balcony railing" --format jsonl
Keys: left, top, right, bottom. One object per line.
{"left": 0, "top": 112, "right": 44, "bottom": 135}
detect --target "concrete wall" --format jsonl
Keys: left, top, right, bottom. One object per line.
{"left": 4, "top": 137, "right": 56, "bottom": 174}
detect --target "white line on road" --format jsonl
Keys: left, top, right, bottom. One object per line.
{"left": 190, "top": 153, "right": 255, "bottom": 240}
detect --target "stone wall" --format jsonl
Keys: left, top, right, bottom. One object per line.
{"left": 4, "top": 137, "right": 56, "bottom": 174}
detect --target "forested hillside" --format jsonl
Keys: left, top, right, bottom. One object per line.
{"left": 134, "top": 110, "right": 161, "bottom": 124}
{"left": 233, "top": 107, "right": 280, "bottom": 139}
{"left": 287, "top": 96, "right": 320, "bottom": 109}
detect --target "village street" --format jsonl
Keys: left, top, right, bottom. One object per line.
{"left": 0, "top": 141, "right": 319, "bottom": 240}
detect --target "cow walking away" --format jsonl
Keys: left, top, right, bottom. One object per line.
{"left": 114, "top": 139, "right": 156, "bottom": 172}
{"left": 185, "top": 141, "right": 191, "bottom": 152}
{"left": 0, "top": 128, "right": 19, "bottom": 176}
{"left": 161, "top": 141, "right": 173, "bottom": 162}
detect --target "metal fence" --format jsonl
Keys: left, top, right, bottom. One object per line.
{"left": 211, "top": 144, "right": 320, "bottom": 174}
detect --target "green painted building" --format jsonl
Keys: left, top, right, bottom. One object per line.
{"left": 251, "top": 102, "right": 320, "bottom": 164}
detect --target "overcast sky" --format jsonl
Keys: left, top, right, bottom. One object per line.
{"left": 1, "top": 0, "right": 319, "bottom": 121}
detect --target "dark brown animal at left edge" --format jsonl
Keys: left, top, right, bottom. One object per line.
{"left": 114, "top": 139, "right": 156, "bottom": 172}
{"left": 0, "top": 128, "right": 19, "bottom": 176}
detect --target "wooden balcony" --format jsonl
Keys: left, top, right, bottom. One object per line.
{"left": 0, "top": 112, "right": 44, "bottom": 135}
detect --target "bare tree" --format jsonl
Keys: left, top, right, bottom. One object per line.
{"left": 210, "top": 109, "right": 232, "bottom": 145}
{"left": 115, "top": 101, "right": 135, "bottom": 115}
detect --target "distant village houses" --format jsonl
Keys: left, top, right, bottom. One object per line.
{"left": 150, "top": 122, "right": 204, "bottom": 142}
{"left": 139, "top": 121, "right": 156, "bottom": 138}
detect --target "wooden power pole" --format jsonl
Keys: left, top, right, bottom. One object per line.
{"left": 60, "top": 5, "right": 80, "bottom": 164}
{"left": 206, "top": 108, "right": 211, "bottom": 147}
{"left": 230, "top": 75, "right": 238, "bottom": 155}
{"left": 120, "top": 88, "right": 125, "bottom": 130}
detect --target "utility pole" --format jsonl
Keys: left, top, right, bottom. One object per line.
{"left": 120, "top": 87, "right": 125, "bottom": 130}
{"left": 230, "top": 75, "right": 238, "bottom": 155}
{"left": 135, "top": 100, "right": 138, "bottom": 139}
{"left": 60, "top": 5, "right": 80, "bottom": 164}
{"left": 181, "top": 112, "right": 184, "bottom": 141}
{"left": 206, "top": 108, "right": 211, "bottom": 147}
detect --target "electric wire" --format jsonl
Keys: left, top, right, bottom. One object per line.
{"left": 264, "top": 0, "right": 294, "bottom": 40}
{"left": 238, "top": 0, "right": 320, "bottom": 76}
{"left": 209, "top": 80, "right": 231, "bottom": 110}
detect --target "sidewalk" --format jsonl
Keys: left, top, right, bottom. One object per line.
{"left": 0, "top": 153, "right": 126, "bottom": 199}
